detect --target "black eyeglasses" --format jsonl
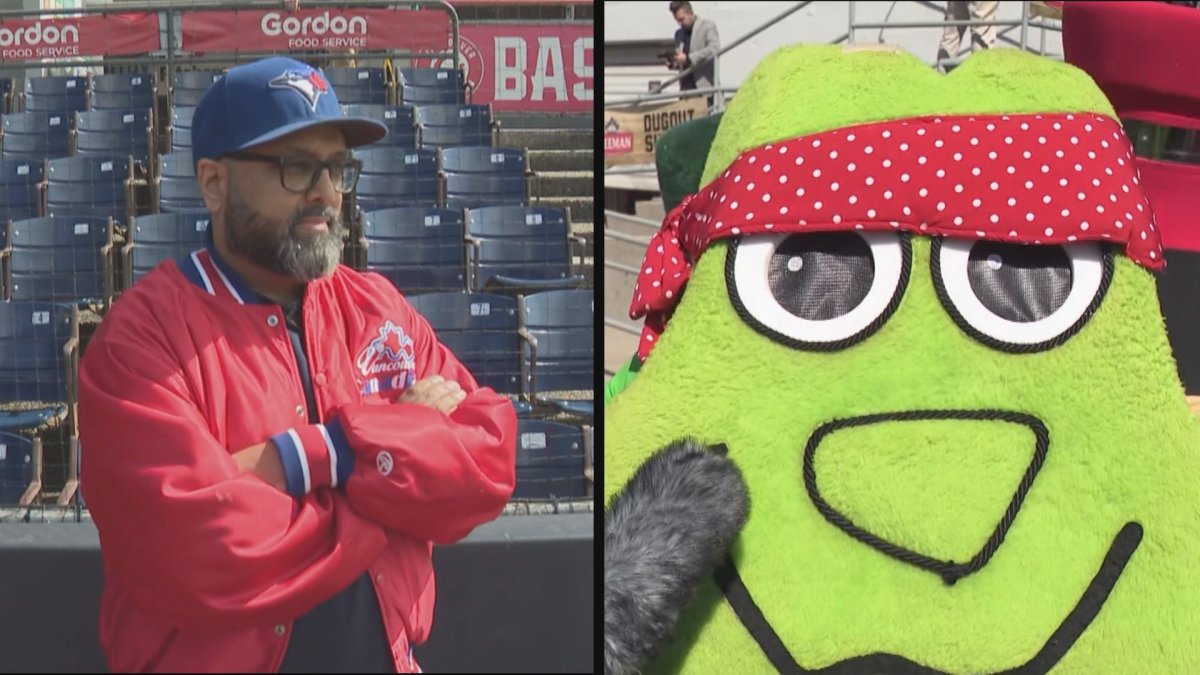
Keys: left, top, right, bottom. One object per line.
{"left": 225, "top": 151, "right": 363, "bottom": 194}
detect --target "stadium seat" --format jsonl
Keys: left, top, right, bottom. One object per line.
{"left": 45, "top": 156, "right": 134, "bottom": 223}
{"left": 0, "top": 431, "right": 35, "bottom": 506}
{"left": 0, "top": 158, "right": 46, "bottom": 224}
{"left": 169, "top": 106, "right": 196, "bottom": 152}
{"left": 124, "top": 211, "right": 210, "bottom": 289}
{"left": 342, "top": 104, "right": 417, "bottom": 147}
{"left": 398, "top": 67, "right": 467, "bottom": 105}
{"left": 23, "top": 76, "right": 88, "bottom": 116}
{"left": 465, "top": 205, "right": 586, "bottom": 293}
{"left": 156, "top": 152, "right": 205, "bottom": 213}
{"left": 171, "top": 70, "right": 223, "bottom": 108}
{"left": 360, "top": 207, "right": 466, "bottom": 294}
{"left": 406, "top": 291, "right": 529, "bottom": 414}
{"left": 1, "top": 112, "right": 72, "bottom": 160}
{"left": 352, "top": 147, "right": 440, "bottom": 211}
{"left": 323, "top": 67, "right": 391, "bottom": 105}
{"left": 513, "top": 419, "right": 587, "bottom": 500}
{"left": 74, "top": 109, "right": 154, "bottom": 166}
{"left": 416, "top": 104, "right": 494, "bottom": 148}
{"left": 518, "top": 289, "right": 594, "bottom": 418}
{"left": 0, "top": 77, "right": 13, "bottom": 114}
{"left": 440, "top": 146, "right": 529, "bottom": 209}
{"left": 89, "top": 73, "right": 157, "bottom": 115}
{"left": 0, "top": 300, "right": 77, "bottom": 435}
{"left": 4, "top": 216, "right": 115, "bottom": 308}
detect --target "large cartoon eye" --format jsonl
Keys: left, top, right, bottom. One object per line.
{"left": 931, "top": 238, "right": 1113, "bottom": 352}
{"left": 726, "top": 231, "right": 911, "bottom": 350}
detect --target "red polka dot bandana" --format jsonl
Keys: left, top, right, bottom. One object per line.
{"left": 630, "top": 112, "right": 1162, "bottom": 361}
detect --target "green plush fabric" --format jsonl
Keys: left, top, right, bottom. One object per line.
{"left": 604, "top": 354, "right": 641, "bottom": 406}
{"left": 605, "top": 45, "right": 1200, "bottom": 673}
{"left": 656, "top": 112, "right": 724, "bottom": 211}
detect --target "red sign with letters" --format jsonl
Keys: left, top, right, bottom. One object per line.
{"left": 0, "top": 13, "right": 159, "bottom": 62}
{"left": 181, "top": 8, "right": 451, "bottom": 54}
{"left": 417, "top": 23, "right": 594, "bottom": 113}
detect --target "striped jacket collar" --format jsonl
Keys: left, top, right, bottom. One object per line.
{"left": 178, "top": 231, "right": 269, "bottom": 305}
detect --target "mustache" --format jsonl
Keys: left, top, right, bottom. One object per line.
{"left": 290, "top": 206, "right": 343, "bottom": 231}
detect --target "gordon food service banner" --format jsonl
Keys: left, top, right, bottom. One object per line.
{"left": 181, "top": 8, "right": 451, "bottom": 53}
{"left": 0, "top": 13, "right": 160, "bottom": 61}
{"left": 603, "top": 98, "right": 708, "bottom": 166}
{"left": 417, "top": 23, "right": 593, "bottom": 113}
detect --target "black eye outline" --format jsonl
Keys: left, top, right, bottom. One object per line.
{"left": 725, "top": 231, "right": 912, "bottom": 351}
{"left": 930, "top": 237, "right": 1114, "bottom": 354}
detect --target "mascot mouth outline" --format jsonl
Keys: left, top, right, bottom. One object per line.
{"left": 713, "top": 413, "right": 1144, "bottom": 673}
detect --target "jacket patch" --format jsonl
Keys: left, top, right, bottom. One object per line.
{"left": 357, "top": 321, "right": 417, "bottom": 395}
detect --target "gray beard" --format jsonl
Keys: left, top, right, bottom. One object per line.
{"left": 224, "top": 190, "right": 345, "bottom": 283}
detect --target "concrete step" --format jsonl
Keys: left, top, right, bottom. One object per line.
{"left": 634, "top": 198, "right": 666, "bottom": 222}
{"left": 496, "top": 111, "right": 594, "bottom": 130}
{"left": 500, "top": 128, "right": 592, "bottom": 152}
{"left": 605, "top": 325, "right": 641, "bottom": 379}
{"left": 535, "top": 195, "right": 593, "bottom": 224}
{"left": 529, "top": 148, "right": 593, "bottom": 172}
{"left": 534, "top": 170, "right": 593, "bottom": 198}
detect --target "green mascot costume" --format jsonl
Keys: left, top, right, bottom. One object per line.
{"left": 603, "top": 44, "right": 1200, "bottom": 674}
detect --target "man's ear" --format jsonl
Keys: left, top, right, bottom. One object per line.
{"left": 196, "top": 158, "right": 228, "bottom": 216}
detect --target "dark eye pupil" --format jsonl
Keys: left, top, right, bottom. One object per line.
{"left": 967, "top": 242, "right": 1071, "bottom": 322}
{"left": 768, "top": 233, "right": 874, "bottom": 320}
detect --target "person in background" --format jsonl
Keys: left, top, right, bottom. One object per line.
{"left": 936, "top": 1, "right": 999, "bottom": 69}
{"left": 668, "top": 1, "right": 720, "bottom": 109}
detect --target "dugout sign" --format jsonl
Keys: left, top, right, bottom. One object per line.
{"left": 603, "top": 98, "right": 708, "bottom": 166}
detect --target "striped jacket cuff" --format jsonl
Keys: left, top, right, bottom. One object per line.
{"left": 270, "top": 424, "right": 344, "bottom": 498}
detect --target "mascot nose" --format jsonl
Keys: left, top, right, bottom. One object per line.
{"left": 802, "top": 410, "right": 1049, "bottom": 585}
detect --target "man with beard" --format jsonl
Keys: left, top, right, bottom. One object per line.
{"left": 76, "top": 56, "right": 518, "bottom": 673}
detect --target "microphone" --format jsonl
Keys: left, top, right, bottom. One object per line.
{"left": 603, "top": 439, "right": 750, "bottom": 675}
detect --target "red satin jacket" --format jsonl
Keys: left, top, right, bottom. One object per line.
{"left": 78, "top": 245, "right": 517, "bottom": 672}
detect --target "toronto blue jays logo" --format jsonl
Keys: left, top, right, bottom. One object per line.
{"left": 269, "top": 68, "right": 330, "bottom": 112}
{"left": 357, "top": 321, "right": 417, "bottom": 396}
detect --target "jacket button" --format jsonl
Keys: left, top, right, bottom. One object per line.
{"left": 267, "top": 315, "right": 279, "bottom": 327}
{"left": 376, "top": 573, "right": 385, "bottom": 584}
{"left": 295, "top": 404, "right": 305, "bottom": 417}
{"left": 274, "top": 624, "right": 286, "bottom": 636}
{"left": 315, "top": 373, "right": 327, "bottom": 386}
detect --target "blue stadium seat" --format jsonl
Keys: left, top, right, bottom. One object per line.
{"left": 440, "top": 146, "right": 528, "bottom": 209}
{"left": 342, "top": 104, "right": 416, "bottom": 147}
{"left": 0, "top": 300, "right": 76, "bottom": 434}
{"left": 465, "top": 205, "right": 586, "bottom": 293}
{"left": 0, "top": 159, "right": 45, "bottom": 224}
{"left": 157, "top": 152, "right": 204, "bottom": 213}
{"left": 0, "top": 431, "right": 35, "bottom": 505}
{"left": 125, "top": 211, "right": 210, "bottom": 289}
{"left": 45, "top": 156, "right": 132, "bottom": 221}
{"left": 323, "top": 67, "right": 391, "bottom": 105}
{"left": 169, "top": 106, "right": 196, "bottom": 152}
{"left": 513, "top": 419, "right": 587, "bottom": 500}
{"left": 416, "top": 104, "right": 494, "bottom": 148}
{"left": 23, "top": 76, "right": 88, "bottom": 115}
{"left": 398, "top": 68, "right": 466, "bottom": 105}
{"left": 2, "top": 112, "right": 71, "bottom": 160}
{"left": 171, "top": 70, "right": 222, "bottom": 108}
{"left": 353, "top": 147, "right": 439, "bottom": 211}
{"left": 361, "top": 207, "right": 466, "bottom": 294}
{"left": 406, "top": 292, "right": 528, "bottom": 412}
{"left": 5, "top": 216, "right": 114, "bottom": 307}
{"left": 89, "top": 73, "right": 156, "bottom": 114}
{"left": 519, "top": 289, "right": 593, "bottom": 418}
{"left": 74, "top": 109, "right": 153, "bottom": 165}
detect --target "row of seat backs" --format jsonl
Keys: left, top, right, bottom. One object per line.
{"left": 0, "top": 156, "right": 135, "bottom": 225}
{"left": 1, "top": 108, "right": 156, "bottom": 163}
{"left": 165, "top": 102, "right": 497, "bottom": 154}
{"left": 171, "top": 66, "right": 467, "bottom": 109}
{"left": 155, "top": 146, "right": 531, "bottom": 215}
{"left": 359, "top": 205, "right": 586, "bottom": 294}
{"left": 13, "top": 73, "right": 156, "bottom": 118}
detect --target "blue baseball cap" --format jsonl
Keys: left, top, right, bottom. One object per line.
{"left": 191, "top": 56, "right": 387, "bottom": 164}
